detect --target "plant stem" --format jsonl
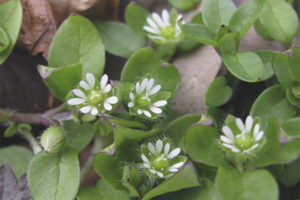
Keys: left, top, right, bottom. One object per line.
{"left": 21, "top": 131, "right": 42, "bottom": 154}
{"left": 80, "top": 134, "right": 103, "bottom": 184}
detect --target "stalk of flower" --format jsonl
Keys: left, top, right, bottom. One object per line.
{"left": 141, "top": 138, "right": 187, "bottom": 179}
{"left": 220, "top": 115, "right": 265, "bottom": 155}
{"left": 67, "top": 73, "right": 118, "bottom": 116}
{"left": 127, "top": 77, "right": 170, "bottom": 119}
{"left": 143, "top": 9, "right": 184, "bottom": 45}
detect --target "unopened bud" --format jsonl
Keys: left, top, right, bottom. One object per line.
{"left": 41, "top": 127, "right": 65, "bottom": 153}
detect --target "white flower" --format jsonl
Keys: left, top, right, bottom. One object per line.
{"left": 220, "top": 116, "right": 264, "bottom": 154}
{"left": 143, "top": 9, "right": 184, "bottom": 44}
{"left": 128, "top": 78, "right": 168, "bottom": 118}
{"left": 67, "top": 73, "right": 118, "bottom": 115}
{"left": 141, "top": 139, "right": 187, "bottom": 178}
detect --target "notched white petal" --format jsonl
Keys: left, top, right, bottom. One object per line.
{"left": 128, "top": 102, "right": 134, "bottom": 108}
{"left": 147, "top": 17, "right": 158, "bottom": 29}
{"left": 153, "top": 100, "right": 167, "bottom": 107}
{"left": 137, "top": 109, "right": 142, "bottom": 115}
{"left": 150, "top": 107, "right": 162, "bottom": 114}
{"left": 100, "top": 74, "right": 108, "bottom": 90}
{"left": 222, "top": 126, "right": 234, "bottom": 140}
{"left": 106, "top": 96, "right": 118, "bottom": 104}
{"left": 167, "top": 148, "right": 180, "bottom": 159}
{"left": 220, "top": 135, "right": 234, "bottom": 144}
{"left": 245, "top": 116, "right": 253, "bottom": 132}
{"left": 91, "top": 107, "right": 98, "bottom": 115}
{"left": 162, "top": 9, "right": 170, "bottom": 24}
{"left": 129, "top": 92, "right": 135, "bottom": 101}
{"left": 67, "top": 98, "right": 85, "bottom": 105}
{"left": 103, "top": 84, "right": 112, "bottom": 93}
{"left": 143, "top": 110, "right": 152, "bottom": 118}
{"left": 141, "top": 154, "right": 149, "bottom": 163}
{"left": 73, "top": 89, "right": 86, "bottom": 98}
{"left": 143, "top": 26, "right": 160, "bottom": 34}
{"left": 156, "top": 139, "right": 163, "bottom": 153}
{"left": 79, "top": 81, "right": 89, "bottom": 90}
{"left": 104, "top": 102, "right": 112, "bottom": 111}
{"left": 254, "top": 124, "right": 260, "bottom": 135}
{"left": 164, "top": 143, "right": 170, "bottom": 155}
{"left": 157, "top": 172, "right": 164, "bottom": 178}
{"left": 80, "top": 106, "right": 91, "bottom": 113}
{"left": 149, "top": 85, "right": 161, "bottom": 95}
{"left": 148, "top": 143, "right": 156, "bottom": 155}
{"left": 236, "top": 118, "right": 245, "bottom": 131}
{"left": 255, "top": 131, "right": 264, "bottom": 141}
{"left": 86, "top": 73, "right": 95, "bottom": 88}
{"left": 169, "top": 162, "right": 184, "bottom": 169}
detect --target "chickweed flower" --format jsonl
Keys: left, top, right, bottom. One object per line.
{"left": 128, "top": 78, "right": 169, "bottom": 118}
{"left": 220, "top": 116, "right": 265, "bottom": 155}
{"left": 67, "top": 73, "right": 118, "bottom": 116}
{"left": 141, "top": 138, "right": 187, "bottom": 179}
{"left": 143, "top": 9, "right": 184, "bottom": 45}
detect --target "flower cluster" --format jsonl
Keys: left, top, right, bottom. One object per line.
{"left": 67, "top": 73, "right": 118, "bottom": 116}
{"left": 128, "top": 78, "right": 169, "bottom": 118}
{"left": 141, "top": 138, "right": 187, "bottom": 179}
{"left": 143, "top": 9, "right": 184, "bottom": 44}
{"left": 220, "top": 116, "right": 265, "bottom": 155}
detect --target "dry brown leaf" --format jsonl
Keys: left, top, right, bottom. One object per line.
{"left": 49, "top": 0, "right": 120, "bottom": 26}
{"left": 17, "top": 0, "right": 56, "bottom": 59}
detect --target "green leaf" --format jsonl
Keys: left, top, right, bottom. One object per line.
{"left": 114, "top": 125, "right": 162, "bottom": 142}
{"left": 205, "top": 76, "right": 232, "bottom": 107}
{"left": 279, "top": 159, "right": 300, "bottom": 187}
{"left": 0, "top": 0, "right": 22, "bottom": 65}
{"left": 250, "top": 118, "right": 300, "bottom": 167}
{"left": 185, "top": 125, "right": 231, "bottom": 169}
{"left": 165, "top": 114, "right": 201, "bottom": 148}
{"left": 182, "top": 23, "right": 217, "bottom": 45}
{"left": 39, "top": 63, "right": 82, "bottom": 101}
{"left": 0, "top": 146, "right": 32, "bottom": 178}
{"left": 122, "top": 164, "right": 140, "bottom": 198}
{"left": 250, "top": 85, "right": 296, "bottom": 121}
{"left": 120, "top": 48, "right": 180, "bottom": 99}
{"left": 115, "top": 139, "right": 140, "bottom": 162}
{"left": 63, "top": 120, "right": 95, "bottom": 152}
{"left": 202, "top": 0, "right": 236, "bottom": 33}
{"left": 142, "top": 162, "right": 200, "bottom": 200}
{"left": 4, "top": 122, "right": 18, "bottom": 137}
{"left": 156, "top": 178, "right": 217, "bottom": 200}
{"left": 222, "top": 51, "right": 266, "bottom": 82}
{"left": 254, "top": 18, "right": 273, "bottom": 40}
{"left": 281, "top": 117, "right": 300, "bottom": 139}
{"left": 77, "top": 186, "right": 100, "bottom": 200}
{"left": 257, "top": 0, "right": 299, "bottom": 45}
{"left": 0, "top": 26, "right": 9, "bottom": 53}
{"left": 103, "top": 114, "right": 148, "bottom": 130}
{"left": 229, "top": 0, "right": 265, "bottom": 38}
{"left": 125, "top": 3, "right": 149, "bottom": 35}
{"left": 48, "top": 15, "right": 105, "bottom": 79}
{"left": 255, "top": 50, "right": 275, "bottom": 80}
{"left": 272, "top": 54, "right": 294, "bottom": 89}
{"left": 167, "top": 0, "right": 200, "bottom": 10}
{"left": 96, "top": 179, "right": 130, "bottom": 200}
{"left": 93, "top": 21, "right": 147, "bottom": 59}
{"left": 94, "top": 153, "right": 124, "bottom": 189}
{"left": 27, "top": 148, "right": 80, "bottom": 200}
{"left": 216, "top": 30, "right": 240, "bottom": 55}
{"left": 216, "top": 168, "right": 278, "bottom": 200}
{"left": 288, "top": 47, "right": 300, "bottom": 81}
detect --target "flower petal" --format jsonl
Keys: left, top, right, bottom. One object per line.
{"left": 167, "top": 148, "right": 180, "bottom": 159}
{"left": 148, "top": 35, "right": 166, "bottom": 41}
{"left": 143, "top": 110, "right": 152, "bottom": 118}
{"left": 243, "top": 144, "right": 259, "bottom": 154}
{"left": 162, "top": 9, "right": 170, "bottom": 24}
{"left": 168, "top": 168, "right": 178, "bottom": 172}
{"left": 169, "top": 162, "right": 184, "bottom": 170}
{"left": 164, "top": 143, "right": 170, "bottom": 156}
{"left": 254, "top": 124, "right": 260, "bottom": 135}
{"left": 147, "top": 17, "right": 158, "bottom": 29}
{"left": 103, "top": 84, "right": 112, "bottom": 93}
{"left": 143, "top": 163, "right": 150, "bottom": 169}
{"left": 100, "top": 74, "right": 108, "bottom": 90}
{"left": 222, "top": 143, "right": 240, "bottom": 152}
{"left": 143, "top": 26, "right": 160, "bottom": 34}
{"left": 80, "top": 106, "right": 91, "bottom": 113}
{"left": 106, "top": 96, "right": 118, "bottom": 104}
{"left": 137, "top": 109, "right": 142, "bottom": 115}
{"left": 140, "top": 78, "right": 148, "bottom": 93}
{"left": 67, "top": 98, "right": 85, "bottom": 105}
{"left": 79, "top": 81, "right": 89, "bottom": 90}
{"left": 91, "top": 107, "right": 98, "bottom": 115}
{"left": 129, "top": 92, "right": 135, "bottom": 101}
{"left": 104, "top": 102, "right": 112, "bottom": 111}
{"left": 148, "top": 143, "right": 156, "bottom": 155}
{"left": 128, "top": 102, "right": 134, "bottom": 108}
{"left": 136, "top": 82, "right": 141, "bottom": 94}
{"left": 152, "top": 13, "right": 165, "bottom": 27}
{"left": 236, "top": 118, "right": 245, "bottom": 131}
{"left": 150, "top": 169, "right": 156, "bottom": 174}
{"left": 86, "top": 73, "right": 95, "bottom": 88}
{"left": 245, "top": 116, "right": 253, "bottom": 132}
{"left": 153, "top": 100, "right": 167, "bottom": 107}
{"left": 141, "top": 154, "right": 149, "bottom": 163}
{"left": 150, "top": 107, "right": 162, "bottom": 114}
{"left": 220, "top": 135, "right": 234, "bottom": 144}
{"left": 147, "top": 78, "right": 154, "bottom": 92}
{"left": 149, "top": 85, "right": 161, "bottom": 95}
{"left": 73, "top": 89, "right": 86, "bottom": 98}
{"left": 255, "top": 131, "right": 264, "bottom": 141}
{"left": 156, "top": 139, "right": 163, "bottom": 153}
{"left": 157, "top": 172, "right": 164, "bottom": 178}
{"left": 222, "top": 126, "right": 234, "bottom": 140}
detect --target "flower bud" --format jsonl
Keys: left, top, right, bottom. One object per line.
{"left": 41, "top": 126, "right": 65, "bottom": 153}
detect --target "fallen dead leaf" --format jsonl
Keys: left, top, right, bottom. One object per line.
{"left": 17, "top": 0, "right": 56, "bottom": 59}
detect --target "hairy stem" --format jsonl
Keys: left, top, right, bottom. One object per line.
{"left": 21, "top": 131, "right": 42, "bottom": 154}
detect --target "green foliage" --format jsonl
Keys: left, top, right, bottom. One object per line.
{"left": 0, "top": 146, "right": 32, "bottom": 178}
{"left": 48, "top": 15, "right": 105, "bottom": 79}
{"left": 167, "top": 0, "right": 200, "bottom": 10}
{"left": 121, "top": 48, "right": 180, "bottom": 99}
{"left": 205, "top": 76, "right": 232, "bottom": 107}
{"left": 281, "top": 117, "right": 300, "bottom": 139}
{"left": 0, "top": 0, "right": 22, "bottom": 65}
{"left": 216, "top": 168, "right": 278, "bottom": 200}
{"left": 27, "top": 148, "right": 80, "bottom": 200}
{"left": 125, "top": 3, "right": 149, "bottom": 35}
{"left": 93, "top": 21, "right": 147, "bottom": 58}
{"left": 141, "top": 162, "right": 201, "bottom": 200}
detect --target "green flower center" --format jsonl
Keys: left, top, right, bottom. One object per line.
{"left": 137, "top": 95, "right": 151, "bottom": 108}
{"left": 161, "top": 25, "right": 176, "bottom": 40}
{"left": 235, "top": 133, "right": 253, "bottom": 150}
{"left": 88, "top": 90, "right": 104, "bottom": 105}
{"left": 153, "top": 156, "right": 169, "bottom": 170}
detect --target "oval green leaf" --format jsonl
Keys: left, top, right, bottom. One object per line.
{"left": 48, "top": 15, "right": 105, "bottom": 79}
{"left": 125, "top": 3, "right": 149, "bottom": 35}
{"left": 182, "top": 23, "right": 217, "bottom": 45}
{"left": 27, "top": 148, "right": 80, "bottom": 200}
{"left": 167, "top": 0, "right": 200, "bottom": 10}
